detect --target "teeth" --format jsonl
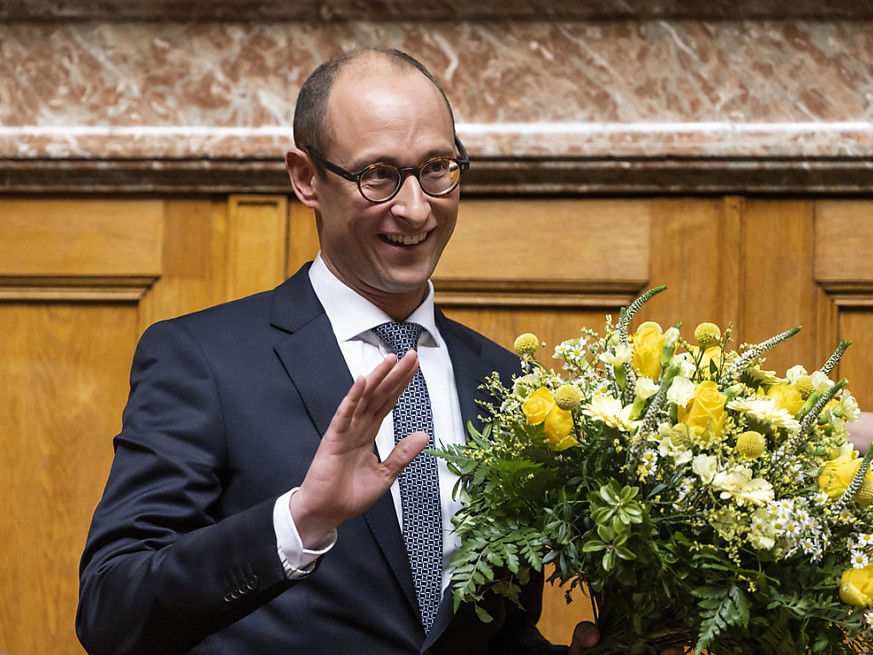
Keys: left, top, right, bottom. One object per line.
{"left": 386, "top": 233, "right": 427, "bottom": 245}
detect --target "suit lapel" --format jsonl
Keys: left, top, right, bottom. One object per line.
{"left": 436, "top": 308, "right": 497, "bottom": 436}
{"left": 270, "top": 267, "right": 419, "bottom": 617}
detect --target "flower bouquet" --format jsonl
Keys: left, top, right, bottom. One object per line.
{"left": 436, "top": 286, "right": 873, "bottom": 654}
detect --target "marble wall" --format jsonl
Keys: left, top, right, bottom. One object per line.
{"left": 1, "top": 2, "right": 872, "bottom": 194}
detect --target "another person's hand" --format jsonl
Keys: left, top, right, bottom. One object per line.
{"left": 848, "top": 411, "right": 873, "bottom": 453}
{"left": 567, "top": 621, "right": 599, "bottom": 655}
{"left": 568, "top": 621, "right": 686, "bottom": 655}
{"left": 290, "top": 352, "right": 429, "bottom": 547}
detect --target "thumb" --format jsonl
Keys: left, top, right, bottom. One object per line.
{"left": 381, "top": 431, "right": 429, "bottom": 478}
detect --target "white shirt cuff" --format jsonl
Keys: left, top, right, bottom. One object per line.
{"left": 273, "top": 488, "right": 337, "bottom": 580}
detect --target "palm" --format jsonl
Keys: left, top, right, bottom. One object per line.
{"left": 290, "top": 352, "right": 428, "bottom": 546}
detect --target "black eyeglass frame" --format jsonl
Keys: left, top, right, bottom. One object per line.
{"left": 304, "top": 136, "right": 471, "bottom": 204}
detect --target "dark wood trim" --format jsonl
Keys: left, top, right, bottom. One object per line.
{"left": 3, "top": 156, "right": 873, "bottom": 196}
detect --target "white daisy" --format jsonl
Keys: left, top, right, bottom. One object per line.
{"left": 726, "top": 397, "right": 801, "bottom": 431}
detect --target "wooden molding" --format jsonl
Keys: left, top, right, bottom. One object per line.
{"left": 433, "top": 279, "right": 644, "bottom": 309}
{"left": 4, "top": 156, "right": 873, "bottom": 196}
{"left": 817, "top": 283, "right": 873, "bottom": 303}
{"left": 0, "top": 276, "right": 158, "bottom": 302}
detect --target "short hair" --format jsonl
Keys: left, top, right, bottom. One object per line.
{"left": 292, "top": 48, "right": 456, "bottom": 152}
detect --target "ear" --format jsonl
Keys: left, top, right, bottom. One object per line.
{"left": 285, "top": 147, "right": 320, "bottom": 210}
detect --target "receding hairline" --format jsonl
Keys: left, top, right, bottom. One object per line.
{"left": 331, "top": 55, "right": 453, "bottom": 120}
{"left": 293, "top": 48, "right": 456, "bottom": 151}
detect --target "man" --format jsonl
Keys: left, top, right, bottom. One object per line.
{"left": 78, "top": 48, "right": 599, "bottom": 654}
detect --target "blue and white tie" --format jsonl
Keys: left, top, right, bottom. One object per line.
{"left": 371, "top": 321, "right": 442, "bottom": 633}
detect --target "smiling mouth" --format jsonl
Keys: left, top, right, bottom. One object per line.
{"left": 383, "top": 232, "right": 428, "bottom": 246}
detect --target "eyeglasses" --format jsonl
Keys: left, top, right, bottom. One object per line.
{"left": 304, "top": 136, "right": 471, "bottom": 203}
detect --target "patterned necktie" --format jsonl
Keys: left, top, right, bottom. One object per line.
{"left": 371, "top": 321, "right": 442, "bottom": 633}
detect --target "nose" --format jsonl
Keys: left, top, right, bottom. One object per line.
{"left": 390, "top": 174, "right": 431, "bottom": 225}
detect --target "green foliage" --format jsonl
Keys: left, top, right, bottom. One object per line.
{"left": 433, "top": 288, "right": 872, "bottom": 654}
{"left": 693, "top": 584, "right": 750, "bottom": 652}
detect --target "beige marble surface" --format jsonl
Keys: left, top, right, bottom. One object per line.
{"left": 3, "top": 0, "right": 873, "bottom": 20}
{"left": 1, "top": 17, "right": 872, "bottom": 192}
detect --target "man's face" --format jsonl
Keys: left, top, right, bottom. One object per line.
{"left": 310, "top": 65, "right": 460, "bottom": 315}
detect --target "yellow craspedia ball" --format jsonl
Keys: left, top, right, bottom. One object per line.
{"left": 736, "top": 430, "right": 766, "bottom": 459}
{"left": 794, "top": 375, "right": 815, "bottom": 400}
{"left": 513, "top": 333, "right": 540, "bottom": 356}
{"left": 554, "top": 384, "right": 582, "bottom": 411}
{"left": 694, "top": 322, "right": 722, "bottom": 348}
{"left": 856, "top": 477, "right": 873, "bottom": 506}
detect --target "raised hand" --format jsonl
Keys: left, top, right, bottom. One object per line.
{"left": 289, "top": 352, "right": 429, "bottom": 547}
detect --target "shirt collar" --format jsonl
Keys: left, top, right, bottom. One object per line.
{"left": 308, "top": 254, "right": 440, "bottom": 347}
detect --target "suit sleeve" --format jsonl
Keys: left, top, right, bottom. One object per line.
{"left": 76, "top": 320, "right": 292, "bottom": 655}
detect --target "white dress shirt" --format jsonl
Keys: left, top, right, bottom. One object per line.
{"left": 273, "top": 255, "right": 466, "bottom": 592}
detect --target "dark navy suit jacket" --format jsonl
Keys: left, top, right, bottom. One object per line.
{"left": 77, "top": 264, "right": 565, "bottom": 655}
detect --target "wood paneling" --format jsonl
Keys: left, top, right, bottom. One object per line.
{"left": 287, "top": 201, "right": 320, "bottom": 276}
{"left": 0, "top": 199, "right": 163, "bottom": 277}
{"left": 438, "top": 200, "right": 649, "bottom": 302}
{"left": 2, "top": 194, "right": 873, "bottom": 652}
{"left": 0, "top": 303, "right": 137, "bottom": 654}
{"left": 0, "top": 196, "right": 291, "bottom": 655}
{"left": 226, "top": 195, "right": 288, "bottom": 301}
{"left": 816, "top": 201, "right": 873, "bottom": 285}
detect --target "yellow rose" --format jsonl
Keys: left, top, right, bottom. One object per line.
{"left": 522, "top": 387, "right": 578, "bottom": 451}
{"left": 767, "top": 384, "right": 804, "bottom": 416}
{"left": 522, "top": 387, "right": 556, "bottom": 425}
{"left": 544, "top": 406, "right": 577, "bottom": 451}
{"left": 632, "top": 321, "right": 666, "bottom": 379}
{"left": 818, "top": 452, "right": 861, "bottom": 499}
{"left": 677, "top": 381, "right": 727, "bottom": 438}
{"left": 840, "top": 566, "right": 873, "bottom": 607}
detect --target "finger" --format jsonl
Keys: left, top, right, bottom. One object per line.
{"left": 380, "top": 430, "right": 430, "bottom": 479}
{"left": 327, "top": 355, "right": 398, "bottom": 434}
{"left": 365, "top": 351, "right": 420, "bottom": 417}
{"left": 568, "top": 621, "right": 599, "bottom": 655}
{"left": 327, "top": 375, "right": 368, "bottom": 433}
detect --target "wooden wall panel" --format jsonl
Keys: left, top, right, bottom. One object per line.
{"left": 138, "top": 199, "right": 228, "bottom": 330}
{"left": 816, "top": 201, "right": 873, "bottom": 285}
{"left": 2, "top": 193, "right": 872, "bottom": 652}
{"left": 814, "top": 200, "right": 873, "bottom": 410}
{"left": 437, "top": 199, "right": 650, "bottom": 309}
{"left": 0, "top": 199, "right": 163, "bottom": 277}
{"left": 643, "top": 198, "right": 736, "bottom": 330}
{"left": 739, "top": 200, "right": 821, "bottom": 374}
{"left": 0, "top": 195, "right": 292, "bottom": 655}
{"left": 0, "top": 303, "right": 138, "bottom": 654}
{"left": 226, "top": 195, "right": 288, "bottom": 301}
{"left": 287, "top": 201, "right": 320, "bottom": 276}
